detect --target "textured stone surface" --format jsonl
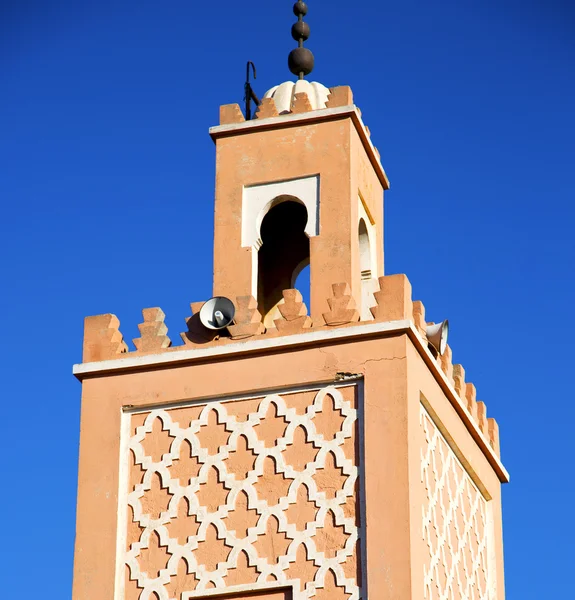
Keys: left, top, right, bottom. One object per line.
{"left": 291, "top": 92, "right": 313, "bottom": 114}
{"left": 255, "top": 97, "right": 279, "bottom": 119}
{"left": 323, "top": 283, "right": 360, "bottom": 326}
{"left": 133, "top": 308, "right": 171, "bottom": 353}
{"left": 326, "top": 86, "right": 353, "bottom": 108}
{"left": 274, "top": 289, "right": 313, "bottom": 334}
{"left": 412, "top": 300, "right": 426, "bottom": 336}
{"left": 220, "top": 103, "right": 245, "bottom": 125}
{"left": 370, "top": 274, "right": 413, "bottom": 322}
{"left": 83, "top": 313, "right": 128, "bottom": 362}
{"left": 228, "top": 295, "right": 265, "bottom": 339}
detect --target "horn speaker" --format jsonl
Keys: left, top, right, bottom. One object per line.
{"left": 199, "top": 297, "right": 236, "bottom": 330}
{"left": 426, "top": 320, "right": 449, "bottom": 355}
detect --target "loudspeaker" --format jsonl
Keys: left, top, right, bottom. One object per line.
{"left": 199, "top": 297, "right": 236, "bottom": 330}
{"left": 426, "top": 320, "right": 449, "bottom": 355}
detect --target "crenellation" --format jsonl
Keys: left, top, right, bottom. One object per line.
{"left": 412, "top": 300, "right": 427, "bottom": 336}
{"left": 323, "top": 282, "right": 360, "bottom": 326}
{"left": 82, "top": 313, "right": 128, "bottom": 363}
{"left": 488, "top": 417, "right": 501, "bottom": 456}
{"left": 291, "top": 91, "right": 313, "bottom": 114}
{"left": 465, "top": 382, "right": 478, "bottom": 422}
{"left": 440, "top": 344, "right": 454, "bottom": 383}
{"left": 255, "top": 97, "right": 279, "bottom": 119}
{"left": 371, "top": 274, "right": 413, "bottom": 322}
{"left": 79, "top": 293, "right": 500, "bottom": 459}
{"left": 133, "top": 307, "right": 171, "bottom": 353}
{"left": 325, "top": 85, "right": 353, "bottom": 108}
{"left": 219, "top": 103, "right": 245, "bottom": 125}
{"left": 452, "top": 363, "right": 466, "bottom": 399}
{"left": 434, "top": 345, "right": 444, "bottom": 371}
{"left": 476, "top": 401, "right": 487, "bottom": 434}
{"left": 227, "top": 295, "right": 265, "bottom": 339}
{"left": 448, "top": 364, "right": 495, "bottom": 441}
{"left": 273, "top": 289, "right": 313, "bottom": 334}
{"left": 180, "top": 301, "right": 219, "bottom": 346}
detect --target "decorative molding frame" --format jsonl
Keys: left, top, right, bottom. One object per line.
{"left": 242, "top": 175, "right": 320, "bottom": 298}
{"left": 118, "top": 383, "right": 364, "bottom": 600}
{"left": 242, "top": 176, "right": 320, "bottom": 249}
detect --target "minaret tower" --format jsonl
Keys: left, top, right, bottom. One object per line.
{"left": 72, "top": 4, "right": 508, "bottom": 600}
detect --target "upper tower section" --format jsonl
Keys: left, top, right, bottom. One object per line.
{"left": 211, "top": 80, "right": 388, "bottom": 327}
{"left": 209, "top": 1, "right": 388, "bottom": 326}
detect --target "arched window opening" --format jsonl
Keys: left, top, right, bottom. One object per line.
{"left": 258, "top": 198, "right": 310, "bottom": 327}
{"left": 359, "top": 219, "right": 375, "bottom": 320}
{"left": 293, "top": 260, "right": 311, "bottom": 309}
{"left": 359, "top": 219, "right": 371, "bottom": 279}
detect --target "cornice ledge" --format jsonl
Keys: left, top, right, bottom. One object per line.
{"left": 73, "top": 319, "right": 411, "bottom": 378}
{"left": 406, "top": 325, "right": 510, "bottom": 484}
{"left": 209, "top": 105, "right": 390, "bottom": 190}
{"left": 72, "top": 318, "right": 508, "bottom": 483}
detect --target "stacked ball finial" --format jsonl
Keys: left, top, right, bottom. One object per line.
{"left": 288, "top": 1, "right": 314, "bottom": 79}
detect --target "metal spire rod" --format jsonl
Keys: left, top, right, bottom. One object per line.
{"left": 244, "top": 61, "right": 260, "bottom": 120}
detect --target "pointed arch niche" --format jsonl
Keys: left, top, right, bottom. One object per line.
{"left": 242, "top": 176, "right": 319, "bottom": 326}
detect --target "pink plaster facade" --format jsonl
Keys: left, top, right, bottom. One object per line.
{"left": 72, "top": 85, "right": 508, "bottom": 600}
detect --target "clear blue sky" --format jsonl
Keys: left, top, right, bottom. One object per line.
{"left": 1, "top": 1, "right": 573, "bottom": 597}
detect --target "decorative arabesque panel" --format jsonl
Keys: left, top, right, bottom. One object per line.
{"left": 421, "top": 405, "right": 492, "bottom": 600}
{"left": 122, "top": 385, "right": 361, "bottom": 600}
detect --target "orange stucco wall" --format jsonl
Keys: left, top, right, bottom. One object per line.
{"left": 72, "top": 330, "right": 504, "bottom": 600}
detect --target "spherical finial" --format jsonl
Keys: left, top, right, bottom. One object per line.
{"left": 289, "top": 0, "right": 313, "bottom": 79}
{"left": 291, "top": 21, "right": 310, "bottom": 42}
{"left": 288, "top": 47, "right": 314, "bottom": 77}
{"left": 293, "top": 1, "right": 308, "bottom": 16}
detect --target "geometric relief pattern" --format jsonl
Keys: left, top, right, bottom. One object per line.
{"left": 123, "top": 385, "right": 361, "bottom": 600}
{"left": 421, "top": 405, "right": 492, "bottom": 600}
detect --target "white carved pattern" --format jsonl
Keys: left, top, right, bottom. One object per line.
{"left": 124, "top": 385, "right": 360, "bottom": 599}
{"left": 421, "top": 406, "right": 491, "bottom": 600}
